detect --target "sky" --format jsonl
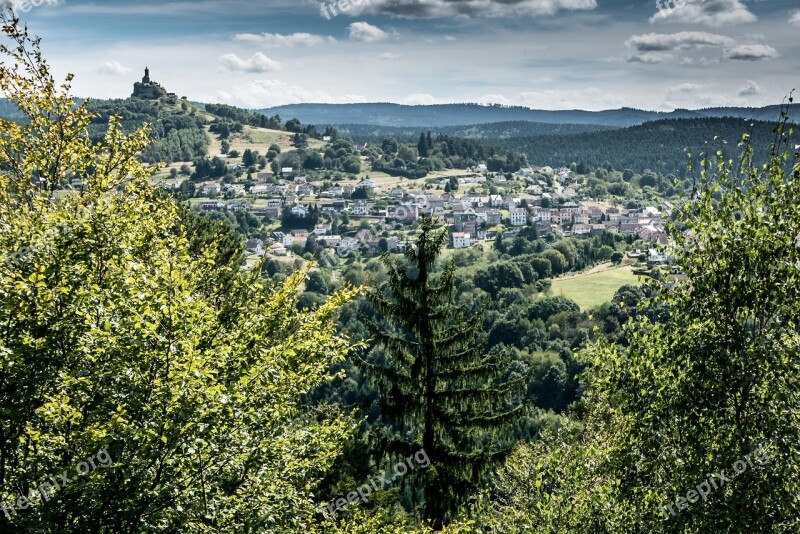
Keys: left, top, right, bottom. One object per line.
{"left": 7, "top": 0, "right": 800, "bottom": 111}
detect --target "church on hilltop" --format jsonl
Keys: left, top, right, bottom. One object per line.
{"left": 132, "top": 67, "right": 176, "bottom": 102}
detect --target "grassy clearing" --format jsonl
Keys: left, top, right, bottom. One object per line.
{"left": 206, "top": 126, "right": 326, "bottom": 160}
{"left": 549, "top": 264, "right": 642, "bottom": 310}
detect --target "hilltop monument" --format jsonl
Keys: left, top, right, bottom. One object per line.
{"left": 131, "top": 67, "right": 169, "bottom": 100}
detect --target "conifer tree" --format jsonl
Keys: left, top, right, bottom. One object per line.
{"left": 359, "top": 215, "right": 527, "bottom": 526}
{"left": 417, "top": 132, "right": 430, "bottom": 158}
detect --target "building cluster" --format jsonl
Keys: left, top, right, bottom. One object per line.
{"left": 176, "top": 163, "right": 671, "bottom": 258}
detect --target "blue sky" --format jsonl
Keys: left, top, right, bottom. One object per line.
{"left": 11, "top": 0, "right": 800, "bottom": 110}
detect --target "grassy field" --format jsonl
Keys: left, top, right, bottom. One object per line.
{"left": 549, "top": 264, "right": 642, "bottom": 310}
{"left": 206, "top": 125, "right": 326, "bottom": 160}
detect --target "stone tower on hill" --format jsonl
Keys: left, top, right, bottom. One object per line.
{"left": 131, "top": 67, "right": 168, "bottom": 100}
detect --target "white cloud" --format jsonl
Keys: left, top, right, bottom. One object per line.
{"left": 737, "top": 80, "right": 760, "bottom": 97}
{"left": 724, "top": 44, "right": 778, "bottom": 61}
{"left": 666, "top": 83, "right": 706, "bottom": 96}
{"left": 400, "top": 93, "right": 441, "bottom": 105}
{"left": 98, "top": 61, "right": 131, "bottom": 76}
{"left": 627, "top": 52, "right": 674, "bottom": 64}
{"left": 790, "top": 10, "right": 800, "bottom": 27}
{"left": 475, "top": 94, "right": 511, "bottom": 105}
{"left": 380, "top": 53, "right": 400, "bottom": 60}
{"left": 650, "top": 0, "right": 756, "bottom": 28}
{"left": 233, "top": 32, "right": 335, "bottom": 47}
{"left": 348, "top": 22, "right": 389, "bottom": 42}
{"left": 624, "top": 31, "right": 778, "bottom": 64}
{"left": 625, "top": 32, "right": 734, "bottom": 52}
{"left": 355, "top": 0, "right": 597, "bottom": 19}
{"left": 516, "top": 88, "right": 625, "bottom": 111}
{"left": 678, "top": 56, "right": 720, "bottom": 66}
{"left": 661, "top": 83, "right": 733, "bottom": 108}
{"left": 216, "top": 79, "right": 366, "bottom": 108}
{"left": 219, "top": 52, "right": 281, "bottom": 73}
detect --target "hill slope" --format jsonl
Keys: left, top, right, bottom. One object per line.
{"left": 501, "top": 117, "right": 779, "bottom": 174}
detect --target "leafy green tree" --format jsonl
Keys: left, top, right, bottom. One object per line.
{"left": 552, "top": 241, "right": 576, "bottom": 270}
{"left": 359, "top": 216, "right": 527, "bottom": 527}
{"left": 527, "top": 296, "right": 580, "bottom": 322}
{"left": 343, "top": 156, "right": 362, "bottom": 174}
{"left": 306, "top": 270, "right": 330, "bottom": 295}
{"left": 491, "top": 107, "right": 800, "bottom": 532}
{"left": 473, "top": 262, "right": 526, "bottom": 297}
{"left": 542, "top": 248, "right": 567, "bottom": 275}
{"left": 285, "top": 118, "right": 303, "bottom": 133}
{"left": 529, "top": 256, "right": 553, "bottom": 279}
{"left": 0, "top": 20, "right": 360, "bottom": 533}
{"left": 381, "top": 137, "right": 398, "bottom": 155}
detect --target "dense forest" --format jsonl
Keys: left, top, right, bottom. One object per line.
{"left": 3, "top": 18, "right": 800, "bottom": 533}
{"left": 86, "top": 98, "right": 209, "bottom": 164}
{"left": 334, "top": 120, "right": 617, "bottom": 140}
{"left": 339, "top": 118, "right": 780, "bottom": 176}
{"left": 499, "top": 117, "right": 779, "bottom": 175}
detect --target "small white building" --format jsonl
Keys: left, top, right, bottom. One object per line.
{"left": 533, "top": 207, "right": 551, "bottom": 223}
{"left": 314, "top": 223, "right": 332, "bottom": 236}
{"left": 509, "top": 208, "right": 528, "bottom": 227}
{"left": 452, "top": 232, "right": 471, "bottom": 249}
{"left": 357, "top": 178, "right": 376, "bottom": 190}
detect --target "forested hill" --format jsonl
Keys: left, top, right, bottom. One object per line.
{"left": 500, "top": 117, "right": 780, "bottom": 175}
{"left": 0, "top": 97, "right": 209, "bottom": 164}
{"left": 253, "top": 102, "right": 789, "bottom": 128}
{"left": 334, "top": 121, "right": 616, "bottom": 140}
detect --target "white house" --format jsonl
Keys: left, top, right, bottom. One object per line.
{"left": 314, "top": 223, "right": 332, "bottom": 236}
{"left": 509, "top": 208, "right": 528, "bottom": 227}
{"left": 200, "top": 182, "right": 221, "bottom": 195}
{"left": 290, "top": 205, "right": 309, "bottom": 217}
{"left": 356, "top": 178, "right": 376, "bottom": 190}
{"left": 533, "top": 207, "right": 551, "bottom": 223}
{"left": 452, "top": 232, "right": 471, "bottom": 249}
{"left": 245, "top": 239, "right": 264, "bottom": 254}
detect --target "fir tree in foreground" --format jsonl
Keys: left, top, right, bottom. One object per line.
{"left": 359, "top": 216, "right": 528, "bottom": 527}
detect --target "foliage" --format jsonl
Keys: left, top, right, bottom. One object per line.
{"left": 0, "top": 19, "right": 360, "bottom": 533}
{"left": 87, "top": 98, "right": 208, "bottom": 164}
{"left": 358, "top": 216, "right": 528, "bottom": 527}
{"left": 489, "top": 104, "right": 800, "bottom": 531}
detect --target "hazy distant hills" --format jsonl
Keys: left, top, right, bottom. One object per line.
{"left": 254, "top": 103, "right": 790, "bottom": 128}
{"left": 333, "top": 121, "right": 617, "bottom": 141}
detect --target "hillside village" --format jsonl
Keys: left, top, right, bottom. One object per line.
{"left": 168, "top": 162, "right": 670, "bottom": 263}
{"left": 83, "top": 70, "right": 673, "bottom": 275}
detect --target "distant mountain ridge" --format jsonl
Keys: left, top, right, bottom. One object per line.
{"left": 253, "top": 103, "right": 790, "bottom": 128}
{"left": 333, "top": 121, "right": 617, "bottom": 141}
